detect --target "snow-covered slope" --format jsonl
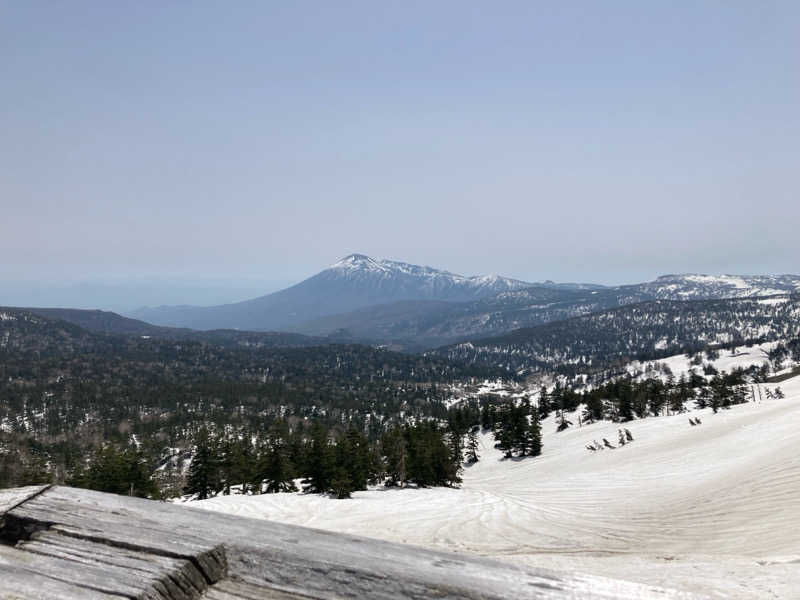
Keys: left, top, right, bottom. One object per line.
{"left": 626, "top": 342, "right": 781, "bottom": 384}
{"left": 194, "top": 376, "right": 800, "bottom": 599}
{"left": 326, "top": 254, "right": 532, "bottom": 298}
{"left": 434, "top": 296, "right": 800, "bottom": 377}
{"left": 629, "top": 274, "right": 800, "bottom": 300}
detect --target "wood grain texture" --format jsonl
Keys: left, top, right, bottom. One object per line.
{"left": 0, "top": 485, "right": 49, "bottom": 516}
{"left": 0, "top": 544, "right": 136, "bottom": 599}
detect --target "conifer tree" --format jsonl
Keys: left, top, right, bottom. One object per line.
{"left": 381, "top": 427, "right": 407, "bottom": 486}
{"left": 184, "top": 428, "right": 219, "bottom": 500}
{"left": 526, "top": 406, "right": 542, "bottom": 457}
{"left": 494, "top": 403, "right": 516, "bottom": 457}
{"left": 338, "top": 425, "right": 371, "bottom": 491}
{"left": 261, "top": 437, "right": 296, "bottom": 493}
{"left": 582, "top": 394, "right": 605, "bottom": 423}
{"left": 302, "top": 422, "right": 334, "bottom": 493}
{"left": 617, "top": 381, "right": 634, "bottom": 422}
{"left": 466, "top": 429, "right": 480, "bottom": 463}
{"left": 538, "top": 386, "right": 550, "bottom": 419}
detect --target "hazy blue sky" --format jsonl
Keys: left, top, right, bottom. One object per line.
{"left": 2, "top": 1, "right": 799, "bottom": 308}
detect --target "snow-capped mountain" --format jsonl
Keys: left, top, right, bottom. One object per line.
{"left": 129, "top": 260, "right": 800, "bottom": 340}
{"left": 321, "top": 254, "right": 532, "bottom": 300}
{"left": 628, "top": 274, "right": 800, "bottom": 300}
{"left": 293, "top": 273, "right": 800, "bottom": 350}
{"left": 128, "top": 254, "right": 536, "bottom": 331}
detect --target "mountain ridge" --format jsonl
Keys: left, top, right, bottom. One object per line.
{"left": 126, "top": 255, "right": 800, "bottom": 345}
{"left": 128, "top": 254, "right": 543, "bottom": 331}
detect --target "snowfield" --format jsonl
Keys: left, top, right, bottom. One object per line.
{"left": 194, "top": 376, "right": 800, "bottom": 599}
{"left": 628, "top": 342, "right": 781, "bottom": 383}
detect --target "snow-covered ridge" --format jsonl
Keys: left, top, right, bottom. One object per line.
{"left": 326, "top": 253, "right": 533, "bottom": 295}
{"left": 637, "top": 273, "right": 800, "bottom": 300}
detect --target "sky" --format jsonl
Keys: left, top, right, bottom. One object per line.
{"left": 2, "top": 1, "right": 799, "bottom": 309}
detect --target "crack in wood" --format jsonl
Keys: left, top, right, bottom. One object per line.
{"left": 0, "top": 488, "right": 228, "bottom": 599}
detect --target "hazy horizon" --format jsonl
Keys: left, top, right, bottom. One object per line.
{"left": 3, "top": 252, "right": 799, "bottom": 313}
{"left": 3, "top": 1, "right": 799, "bottom": 309}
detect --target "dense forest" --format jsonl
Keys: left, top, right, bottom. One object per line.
{"left": 0, "top": 309, "right": 502, "bottom": 492}
{"left": 1, "top": 306, "right": 795, "bottom": 499}
{"left": 431, "top": 296, "right": 800, "bottom": 380}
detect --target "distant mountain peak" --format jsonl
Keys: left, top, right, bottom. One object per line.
{"left": 327, "top": 254, "right": 530, "bottom": 289}
{"left": 331, "top": 253, "right": 387, "bottom": 271}
{"left": 337, "top": 253, "right": 373, "bottom": 264}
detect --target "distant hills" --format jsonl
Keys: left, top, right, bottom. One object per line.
{"left": 429, "top": 295, "right": 800, "bottom": 378}
{"left": 4, "top": 307, "right": 323, "bottom": 349}
{"left": 8, "top": 255, "right": 799, "bottom": 353}
{"left": 5, "top": 267, "right": 800, "bottom": 385}
{"left": 125, "top": 256, "right": 800, "bottom": 350}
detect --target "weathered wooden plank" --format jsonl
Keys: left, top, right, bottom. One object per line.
{"left": 4, "top": 486, "right": 705, "bottom": 600}
{"left": 0, "top": 562, "right": 122, "bottom": 599}
{"left": 0, "top": 543, "right": 146, "bottom": 599}
{"left": 203, "top": 579, "right": 310, "bottom": 600}
{"left": 0, "top": 484, "right": 49, "bottom": 515}
{"left": 19, "top": 530, "right": 208, "bottom": 600}
{"left": 7, "top": 489, "right": 227, "bottom": 584}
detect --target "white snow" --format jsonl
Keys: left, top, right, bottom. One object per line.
{"left": 627, "top": 342, "right": 780, "bottom": 384}
{"left": 194, "top": 376, "right": 800, "bottom": 599}
{"left": 758, "top": 297, "right": 789, "bottom": 305}
{"left": 327, "top": 253, "right": 531, "bottom": 292}
{"left": 645, "top": 274, "right": 800, "bottom": 300}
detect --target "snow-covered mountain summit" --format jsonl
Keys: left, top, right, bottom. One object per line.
{"left": 128, "top": 257, "right": 800, "bottom": 337}
{"left": 632, "top": 274, "right": 800, "bottom": 300}
{"left": 324, "top": 253, "right": 532, "bottom": 299}
{"left": 129, "top": 254, "right": 535, "bottom": 331}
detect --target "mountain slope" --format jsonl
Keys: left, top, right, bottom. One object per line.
{"left": 128, "top": 254, "right": 535, "bottom": 331}
{"left": 1, "top": 307, "right": 323, "bottom": 349}
{"left": 24, "top": 307, "right": 182, "bottom": 336}
{"left": 295, "top": 287, "right": 653, "bottom": 350}
{"left": 292, "top": 274, "right": 800, "bottom": 349}
{"left": 626, "top": 273, "right": 800, "bottom": 299}
{"left": 429, "top": 295, "right": 800, "bottom": 377}
{"left": 129, "top": 259, "right": 800, "bottom": 345}
{"left": 195, "top": 378, "right": 800, "bottom": 600}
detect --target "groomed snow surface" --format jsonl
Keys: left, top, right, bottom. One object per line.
{"left": 194, "top": 376, "right": 800, "bottom": 600}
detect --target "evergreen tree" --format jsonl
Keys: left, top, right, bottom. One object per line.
{"left": 405, "top": 422, "right": 461, "bottom": 487}
{"left": 184, "top": 428, "right": 219, "bottom": 500}
{"left": 381, "top": 427, "right": 407, "bottom": 486}
{"left": 261, "top": 437, "right": 296, "bottom": 493}
{"left": 480, "top": 402, "right": 494, "bottom": 430}
{"left": 538, "top": 386, "right": 550, "bottom": 419}
{"left": 525, "top": 406, "right": 542, "bottom": 457}
{"left": 77, "top": 446, "right": 157, "bottom": 498}
{"left": 582, "top": 394, "right": 605, "bottom": 423}
{"left": 466, "top": 429, "right": 480, "bottom": 463}
{"left": 617, "top": 380, "right": 634, "bottom": 422}
{"left": 330, "top": 465, "right": 353, "bottom": 499}
{"left": 219, "top": 436, "right": 252, "bottom": 495}
{"left": 302, "top": 422, "right": 334, "bottom": 493}
{"left": 494, "top": 403, "right": 516, "bottom": 457}
{"left": 337, "top": 425, "right": 371, "bottom": 491}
